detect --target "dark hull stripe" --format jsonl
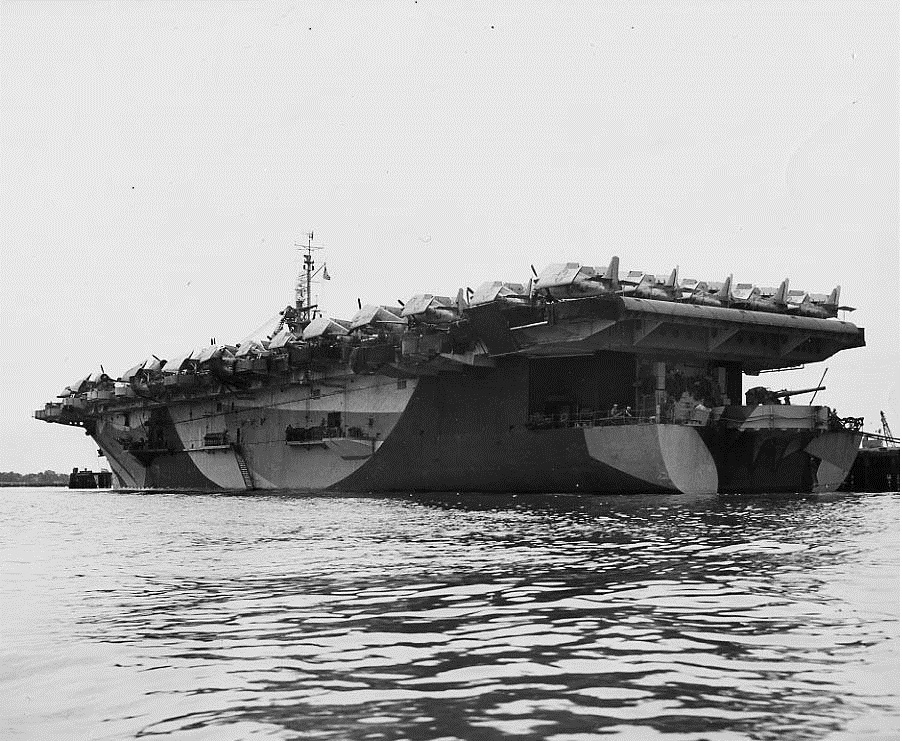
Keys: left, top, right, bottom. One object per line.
{"left": 332, "top": 371, "right": 684, "bottom": 494}
{"left": 95, "top": 407, "right": 220, "bottom": 490}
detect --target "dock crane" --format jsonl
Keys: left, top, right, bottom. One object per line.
{"left": 880, "top": 411, "right": 899, "bottom": 447}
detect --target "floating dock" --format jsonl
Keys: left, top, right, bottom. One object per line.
{"left": 68, "top": 469, "right": 113, "bottom": 489}
{"left": 841, "top": 448, "right": 900, "bottom": 493}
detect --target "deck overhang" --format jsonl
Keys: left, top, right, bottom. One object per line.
{"left": 466, "top": 295, "right": 864, "bottom": 371}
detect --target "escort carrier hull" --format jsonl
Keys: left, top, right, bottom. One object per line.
{"left": 37, "top": 257, "right": 866, "bottom": 495}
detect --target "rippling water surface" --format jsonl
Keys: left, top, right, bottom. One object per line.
{"left": 0, "top": 488, "right": 897, "bottom": 740}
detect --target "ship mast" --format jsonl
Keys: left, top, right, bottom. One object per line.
{"left": 294, "top": 231, "right": 323, "bottom": 324}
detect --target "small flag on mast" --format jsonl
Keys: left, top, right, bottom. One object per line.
{"left": 323, "top": 265, "right": 331, "bottom": 280}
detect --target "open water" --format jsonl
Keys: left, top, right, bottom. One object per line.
{"left": 0, "top": 487, "right": 897, "bottom": 741}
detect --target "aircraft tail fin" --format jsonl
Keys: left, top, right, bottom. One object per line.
{"left": 775, "top": 278, "right": 789, "bottom": 305}
{"left": 604, "top": 256, "right": 620, "bottom": 290}
{"left": 455, "top": 287, "right": 468, "bottom": 314}
{"left": 717, "top": 274, "right": 733, "bottom": 302}
{"left": 827, "top": 285, "right": 840, "bottom": 307}
{"left": 666, "top": 266, "right": 678, "bottom": 288}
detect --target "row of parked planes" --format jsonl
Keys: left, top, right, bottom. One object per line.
{"left": 391, "top": 257, "right": 852, "bottom": 325}
{"left": 308, "top": 257, "right": 853, "bottom": 337}
{"left": 59, "top": 258, "right": 853, "bottom": 392}
{"left": 525, "top": 257, "right": 850, "bottom": 318}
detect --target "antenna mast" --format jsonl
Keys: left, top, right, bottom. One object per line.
{"left": 294, "top": 231, "right": 322, "bottom": 323}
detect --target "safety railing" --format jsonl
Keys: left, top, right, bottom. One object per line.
{"left": 525, "top": 404, "right": 718, "bottom": 429}
{"left": 525, "top": 411, "right": 658, "bottom": 430}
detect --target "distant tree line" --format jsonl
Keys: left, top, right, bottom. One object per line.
{"left": 0, "top": 470, "right": 69, "bottom": 486}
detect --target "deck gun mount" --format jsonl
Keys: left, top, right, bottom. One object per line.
{"left": 745, "top": 386, "right": 826, "bottom": 405}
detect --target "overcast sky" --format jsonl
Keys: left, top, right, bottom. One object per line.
{"left": 0, "top": 0, "right": 897, "bottom": 473}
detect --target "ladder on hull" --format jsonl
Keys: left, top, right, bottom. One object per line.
{"left": 232, "top": 444, "right": 255, "bottom": 490}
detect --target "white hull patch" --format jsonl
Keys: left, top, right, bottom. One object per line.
{"left": 584, "top": 424, "right": 719, "bottom": 495}
{"left": 806, "top": 432, "right": 862, "bottom": 493}
{"left": 185, "top": 449, "right": 247, "bottom": 489}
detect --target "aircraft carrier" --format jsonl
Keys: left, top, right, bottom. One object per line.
{"left": 36, "top": 239, "right": 866, "bottom": 494}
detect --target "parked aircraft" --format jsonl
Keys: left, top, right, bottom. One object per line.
{"left": 470, "top": 281, "right": 531, "bottom": 306}
{"left": 791, "top": 286, "right": 852, "bottom": 319}
{"left": 401, "top": 294, "right": 458, "bottom": 323}
{"left": 732, "top": 278, "right": 790, "bottom": 313}
{"left": 631, "top": 267, "right": 681, "bottom": 301}
{"left": 682, "top": 275, "right": 732, "bottom": 307}
{"left": 533, "top": 256, "right": 620, "bottom": 300}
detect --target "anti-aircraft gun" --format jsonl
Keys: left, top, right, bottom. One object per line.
{"left": 745, "top": 386, "right": 826, "bottom": 405}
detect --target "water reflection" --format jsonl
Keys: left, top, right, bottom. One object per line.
{"left": 0, "top": 490, "right": 897, "bottom": 741}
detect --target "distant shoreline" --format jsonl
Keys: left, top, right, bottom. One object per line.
{"left": 0, "top": 482, "right": 68, "bottom": 488}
